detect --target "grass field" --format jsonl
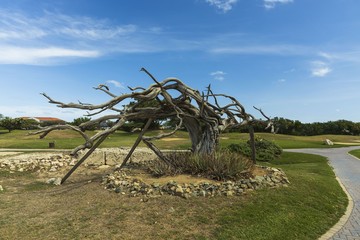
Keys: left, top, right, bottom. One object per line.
{"left": 0, "top": 152, "right": 347, "bottom": 239}
{"left": 349, "top": 149, "right": 360, "bottom": 159}
{"left": 1, "top": 129, "right": 360, "bottom": 150}
{"left": 0, "top": 129, "right": 356, "bottom": 239}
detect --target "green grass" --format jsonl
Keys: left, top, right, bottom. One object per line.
{"left": 215, "top": 152, "right": 348, "bottom": 239}
{"left": 349, "top": 149, "right": 360, "bottom": 159}
{"left": 1, "top": 130, "right": 359, "bottom": 150}
{"left": 0, "top": 151, "right": 349, "bottom": 239}
{"left": 23, "top": 181, "right": 54, "bottom": 191}
{"left": 0, "top": 169, "right": 34, "bottom": 179}
{"left": 221, "top": 132, "right": 360, "bottom": 149}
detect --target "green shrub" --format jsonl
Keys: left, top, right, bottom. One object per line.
{"left": 146, "top": 151, "right": 253, "bottom": 181}
{"left": 227, "top": 138, "right": 282, "bottom": 162}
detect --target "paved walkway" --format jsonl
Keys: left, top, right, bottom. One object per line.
{"left": 286, "top": 146, "right": 360, "bottom": 240}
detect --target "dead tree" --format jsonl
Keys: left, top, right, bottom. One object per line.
{"left": 30, "top": 68, "right": 273, "bottom": 183}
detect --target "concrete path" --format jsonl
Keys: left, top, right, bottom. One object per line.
{"left": 286, "top": 147, "right": 360, "bottom": 240}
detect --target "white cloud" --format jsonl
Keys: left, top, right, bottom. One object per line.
{"left": 284, "top": 68, "right": 296, "bottom": 73}
{"left": 311, "top": 61, "right": 332, "bottom": 77}
{"left": 0, "top": 46, "right": 100, "bottom": 65}
{"left": 210, "top": 44, "right": 309, "bottom": 56}
{"left": 210, "top": 71, "right": 227, "bottom": 81}
{"left": 278, "top": 79, "right": 286, "bottom": 83}
{"left": 0, "top": 9, "right": 161, "bottom": 65}
{"left": 106, "top": 80, "right": 125, "bottom": 89}
{"left": 312, "top": 67, "right": 332, "bottom": 77}
{"left": 44, "top": 11, "right": 137, "bottom": 40}
{"left": 318, "top": 50, "right": 360, "bottom": 64}
{"left": 264, "top": 0, "right": 294, "bottom": 9}
{"left": 205, "top": 0, "right": 238, "bottom": 13}
{"left": 0, "top": 10, "right": 47, "bottom": 40}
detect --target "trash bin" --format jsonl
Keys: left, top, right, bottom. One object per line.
{"left": 49, "top": 142, "right": 55, "bottom": 148}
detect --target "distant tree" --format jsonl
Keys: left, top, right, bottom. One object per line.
{"left": 21, "top": 119, "right": 40, "bottom": 130}
{"left": 121, "top": 99, "right": 162, "bottom": 131}
{"left": 0, "top": 117, "right": 23, "bottom": 132}
{"left": 162, "top": 117, "right": 181, "bottom": 130}
{"left": 71, "top": 117, "right": 91, "bottom": 126}
{"left": 70, "top": 117, "right": 97, "bottom": 130}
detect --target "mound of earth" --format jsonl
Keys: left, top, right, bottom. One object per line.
{"left": 0, "top": 148, "right": 290, "bottom": 198}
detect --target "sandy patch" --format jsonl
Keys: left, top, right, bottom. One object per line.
{"left": 0, "top": 152, "right": 23, "bottom": 157}
{"left": 334, "top": 142, "right": 360, "bottom": 145}
{"left": 160, "top": 138, "right": 187, "bottom": 142}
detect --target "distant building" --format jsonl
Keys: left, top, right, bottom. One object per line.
{"left": 21, "top": 117, "right": 66, "bottom": 125}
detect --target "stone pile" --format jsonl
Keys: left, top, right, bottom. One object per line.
{"left": 102, "top": 166, "right": 290, "bottom": 199}
{"left": 0, "top": 153, "right": 77, "bottom": 173}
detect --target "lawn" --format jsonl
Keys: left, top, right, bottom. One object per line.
{"left": 1, "top": 129, "right": 360, "bottom": 150}
{"left": 215, "top": 152, "right": 347, "bottom": 239}
{"left": 349, "top": 149, "right": 360, "bottom": 159}
{"left": 0, "top": 151, "right": 348, "bottom": 239}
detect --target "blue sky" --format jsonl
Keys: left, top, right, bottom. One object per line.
{"left": 1, "top": 0, "right": 360, "bottom": 123}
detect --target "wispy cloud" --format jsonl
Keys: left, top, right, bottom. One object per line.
{"left": 0, "top": 10, "right": 137, "bottom": 42}
{"left": 319, "top": 50, "right": 360, "bottom": 64}
{"left": 210, "top": 44, "right": 308, "bottom": 56}
{"left": 284, "top": 68, "right": 296, "bottom": 73}
{"left": 311, "top": 61, "right": 332, "bottom": 77}
{"left": 0, "top": 10, "right": 47, "bottom": 40}
{"left": 0, "top": 9, "right": 162, "bottom": 65}
{"left": 210, "top": 71, "right": 227, "bottom": 81}
{"left": 106, "top": 80, "right": 125, "bottom": 89}
{"left": 264, "top": 0, "right": 294, "bottom": 9}
{"left": 0, "top": 46, "right": 100, "bottom": 65}
{"left": 205, "top": 0, "right": 238, "bottom": 13}
{"left": 278, "top": 79, "right": 286, "bottom": 83}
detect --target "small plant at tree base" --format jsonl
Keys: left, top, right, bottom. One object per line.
{"left": 227, "top": 138, "right": 282, "bottom": 162}
{"left": 146, "top": 151, "right": 253, "bottom": 181}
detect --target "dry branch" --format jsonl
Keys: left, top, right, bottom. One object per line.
{"left": 32, "top": 68, "right": 274, "bottom": 183}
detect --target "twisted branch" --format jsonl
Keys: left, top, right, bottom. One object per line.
{"left": 32, "top": 68, "right": 273, "bottom": 182}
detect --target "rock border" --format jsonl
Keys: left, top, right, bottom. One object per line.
{"left": 102, "top": 166, "right": 290, "bottom": 199}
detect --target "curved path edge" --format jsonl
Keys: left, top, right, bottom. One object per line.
{"left": 318, "top": 176, "right": 354, "bottom": 240}
{"left": 286, "top": 146, "right": 360, "bottom": 240}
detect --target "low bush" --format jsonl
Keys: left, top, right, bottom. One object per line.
{"left": 227, "top": 138, "right": 282, "bottom": 162}
{"left": 146, "top": 150, "right": 253, "bottom": 181}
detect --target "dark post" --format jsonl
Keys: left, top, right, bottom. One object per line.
{"left": 249, "top": 125, "right": 256, "bottom": 164}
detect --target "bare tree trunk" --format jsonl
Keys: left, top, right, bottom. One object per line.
{"left": 183, "top": 117, "right": 219, "bottom": 155}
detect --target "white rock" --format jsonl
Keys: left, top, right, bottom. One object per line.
{"left": 69, "top": 160, "right": 77, "bottom": 166}
{"left": 0, "top": 185, "right": 3, "bottom": 191}
{"left": 48, "top": 166, "right": 57, "bottom": 172}
{"left": 46, "top": 178, "right": 62, "bottom": 185}
{"left": 98, "top": 164, "right": 110, "bottom": 169}
{"left": 325, "top": 139, "right": 334, "bottom": 146}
